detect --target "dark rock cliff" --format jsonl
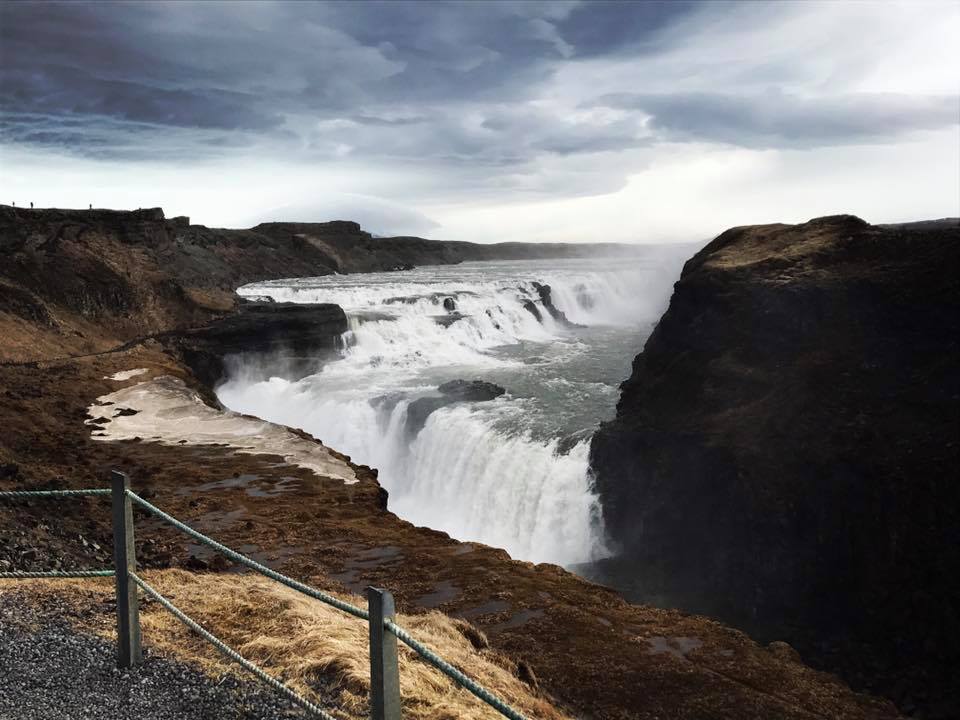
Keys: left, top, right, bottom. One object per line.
{"left": 163, "top": 302, "right": 348, "bottom": 387}
{"left": 589, "top": 214, "right": 960, "bottom": 716}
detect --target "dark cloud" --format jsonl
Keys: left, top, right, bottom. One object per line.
{"left": 1, "top": 65, "right": 280, "bottom": 131}
{"left": 556, "top": 0, "right": 702, "bottom": 57}
{"left": 594, "top": 91, "right": 960, "bottom": 148}
{"left": 0, "top": 0, "right": 955, "bottom": 187}
{"left": 0, "top": 111, "right": 261, "bottom": 162}
{"left": 0, "top": 0, "right": 604, "bottom": 162}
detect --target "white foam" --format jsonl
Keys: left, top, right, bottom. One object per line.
{"left": 223, "top": 256, "right": 689, "bottom": 564}
{"left": 217, "top": 381, "right": 606, "bottom": 564}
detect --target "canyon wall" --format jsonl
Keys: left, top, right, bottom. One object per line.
{"left": 589, "top": 215, "right": 960, "bottom": 714}
{"left": 0, "top": 205, "right": 632, "bottom": 362}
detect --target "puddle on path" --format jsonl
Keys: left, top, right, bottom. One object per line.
{"left": 487, "top": 608, "right": 545, "bottom": 633}
{"left": 330, "top": 545, "right": 406, "bottom": 593}
{"left": 459, "top": 599, "right": 511, "bottom": 619}
{"left": 175, "top": 474, "right": 299, "bottom": 498}
{"left": 416, "top": 580, "right": 461, "bottom": 608}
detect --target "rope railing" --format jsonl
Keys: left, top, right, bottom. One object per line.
{"left": 0, "top": 474, "right": 532, "bottom": 720}
{"left": 125, "top": 489, "right": 370, "bottom": 620}
{"left": 0, "top": 488, "right": 112, "bottom": 498}
{"left": 0, "top": 489, "right": 116, "bottom": 580}
{"left": 385, "top": 621, "right": 529, "bottom": 720}
{"left": 130, "top": 571, "right": 337, "bottom": 720}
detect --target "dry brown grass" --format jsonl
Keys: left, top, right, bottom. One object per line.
{"left": 0, "top": 571, "right": 570, "bottom": 720}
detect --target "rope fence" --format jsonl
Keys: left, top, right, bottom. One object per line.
{"left": 130, "top": 571, "right": 337, "bottom": 720}
{"left": 0, "top": 488, "right": 111, "bottom": 498}
{"left": 126, "top": 490, "right": 370, "bottom": 620}
{"left": 0, "top": 473, "right": 532, "bottom": 720}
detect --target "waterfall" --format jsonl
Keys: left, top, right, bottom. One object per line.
{"left": 221, "top": 255, "right": 687, "bottom": 565}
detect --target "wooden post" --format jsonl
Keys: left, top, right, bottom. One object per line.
{"left": 367, "top": 587, "right": 401, "bottom": 720}
{"left": 111, "top": 470, "right": 142, "bottom": 668}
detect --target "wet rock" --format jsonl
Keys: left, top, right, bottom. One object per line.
{"left": 531, "top": 282, "right": 579, "bottom": 327}
{"left": 522, "top": 300, "right": 542, "bottom": 323}
{"left": 437, "top": 380, "right": 505, "bottom": 402}
{"left": 370, "top": 391, "right": 406, "bottom": 414}
{"left": 165, "top": 302, "right": 348, "bottom": 386}
{"left": 405, "top": 380, "right": 506, "bottom": 436}
{"left": 434, "top": 312, "right": 467, "bottom": 328}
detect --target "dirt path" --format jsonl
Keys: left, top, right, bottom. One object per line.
{"left": 0, "top": 586, "right": 301, "bottom": 720}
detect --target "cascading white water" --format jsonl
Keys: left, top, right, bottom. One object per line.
{"left": 219, "top": 253, "right": 689, "bottom": 565}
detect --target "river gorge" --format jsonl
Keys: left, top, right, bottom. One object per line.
{"left": 220, "top": 253, "right": 690, "bottom": 565}
{"left": 2, "top": 205, "right": 953, "bottom": 719}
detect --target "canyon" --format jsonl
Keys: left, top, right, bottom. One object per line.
{"left": 4, "top": 204, "right": 952, "bottom": 718}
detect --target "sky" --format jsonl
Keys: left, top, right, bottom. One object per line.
{"left": 1, "top": 0, "right": 958, "bottom": 243}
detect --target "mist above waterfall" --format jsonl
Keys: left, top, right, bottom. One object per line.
{"left": 219, "top": 252, "right": 689, "bottom": 564}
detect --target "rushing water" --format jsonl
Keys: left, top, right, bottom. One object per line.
{"left": 219, "top": 250, "right": 691, "bottom": 565}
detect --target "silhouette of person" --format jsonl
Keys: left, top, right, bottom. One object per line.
{"left": 30, "top": 202, "right": 33, "bottom": 209}
{"left": 89, "top": 203, "right": 92, "bottom": 209}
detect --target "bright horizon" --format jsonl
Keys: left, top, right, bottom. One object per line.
{"left": 1, "top": 1, "right": 958, "bottom": 243}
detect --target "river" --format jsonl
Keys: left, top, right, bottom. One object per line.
{"left": 218, "top": 249, "right": 691, "bottom": 565}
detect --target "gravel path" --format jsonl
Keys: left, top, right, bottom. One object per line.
{"left": 0, "top": 588, "right": 303, "bottom": 720}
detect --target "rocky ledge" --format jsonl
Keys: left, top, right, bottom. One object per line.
{"left": 589, "top": 214, "right": 960, "bottom": 717}
{"left": 164, "top": 302, "right": 348, "bottom": 386}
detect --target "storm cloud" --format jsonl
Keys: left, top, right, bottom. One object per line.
{"left": 595, "top": 91, "right": 960, "bottom": 149}
{"left": 1, "top": 0, "right": 957, "bottom": 239}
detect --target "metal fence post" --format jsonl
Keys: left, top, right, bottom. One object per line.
{"left": 111, "top": 470, "right": 142, "bottom": 668}
{"left": 367, "top": 587, "right": 401, "bottom": 720}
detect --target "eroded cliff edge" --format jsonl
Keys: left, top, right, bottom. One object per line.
{"left": 589, "top": 215, "right": 960, "bottom": 716}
